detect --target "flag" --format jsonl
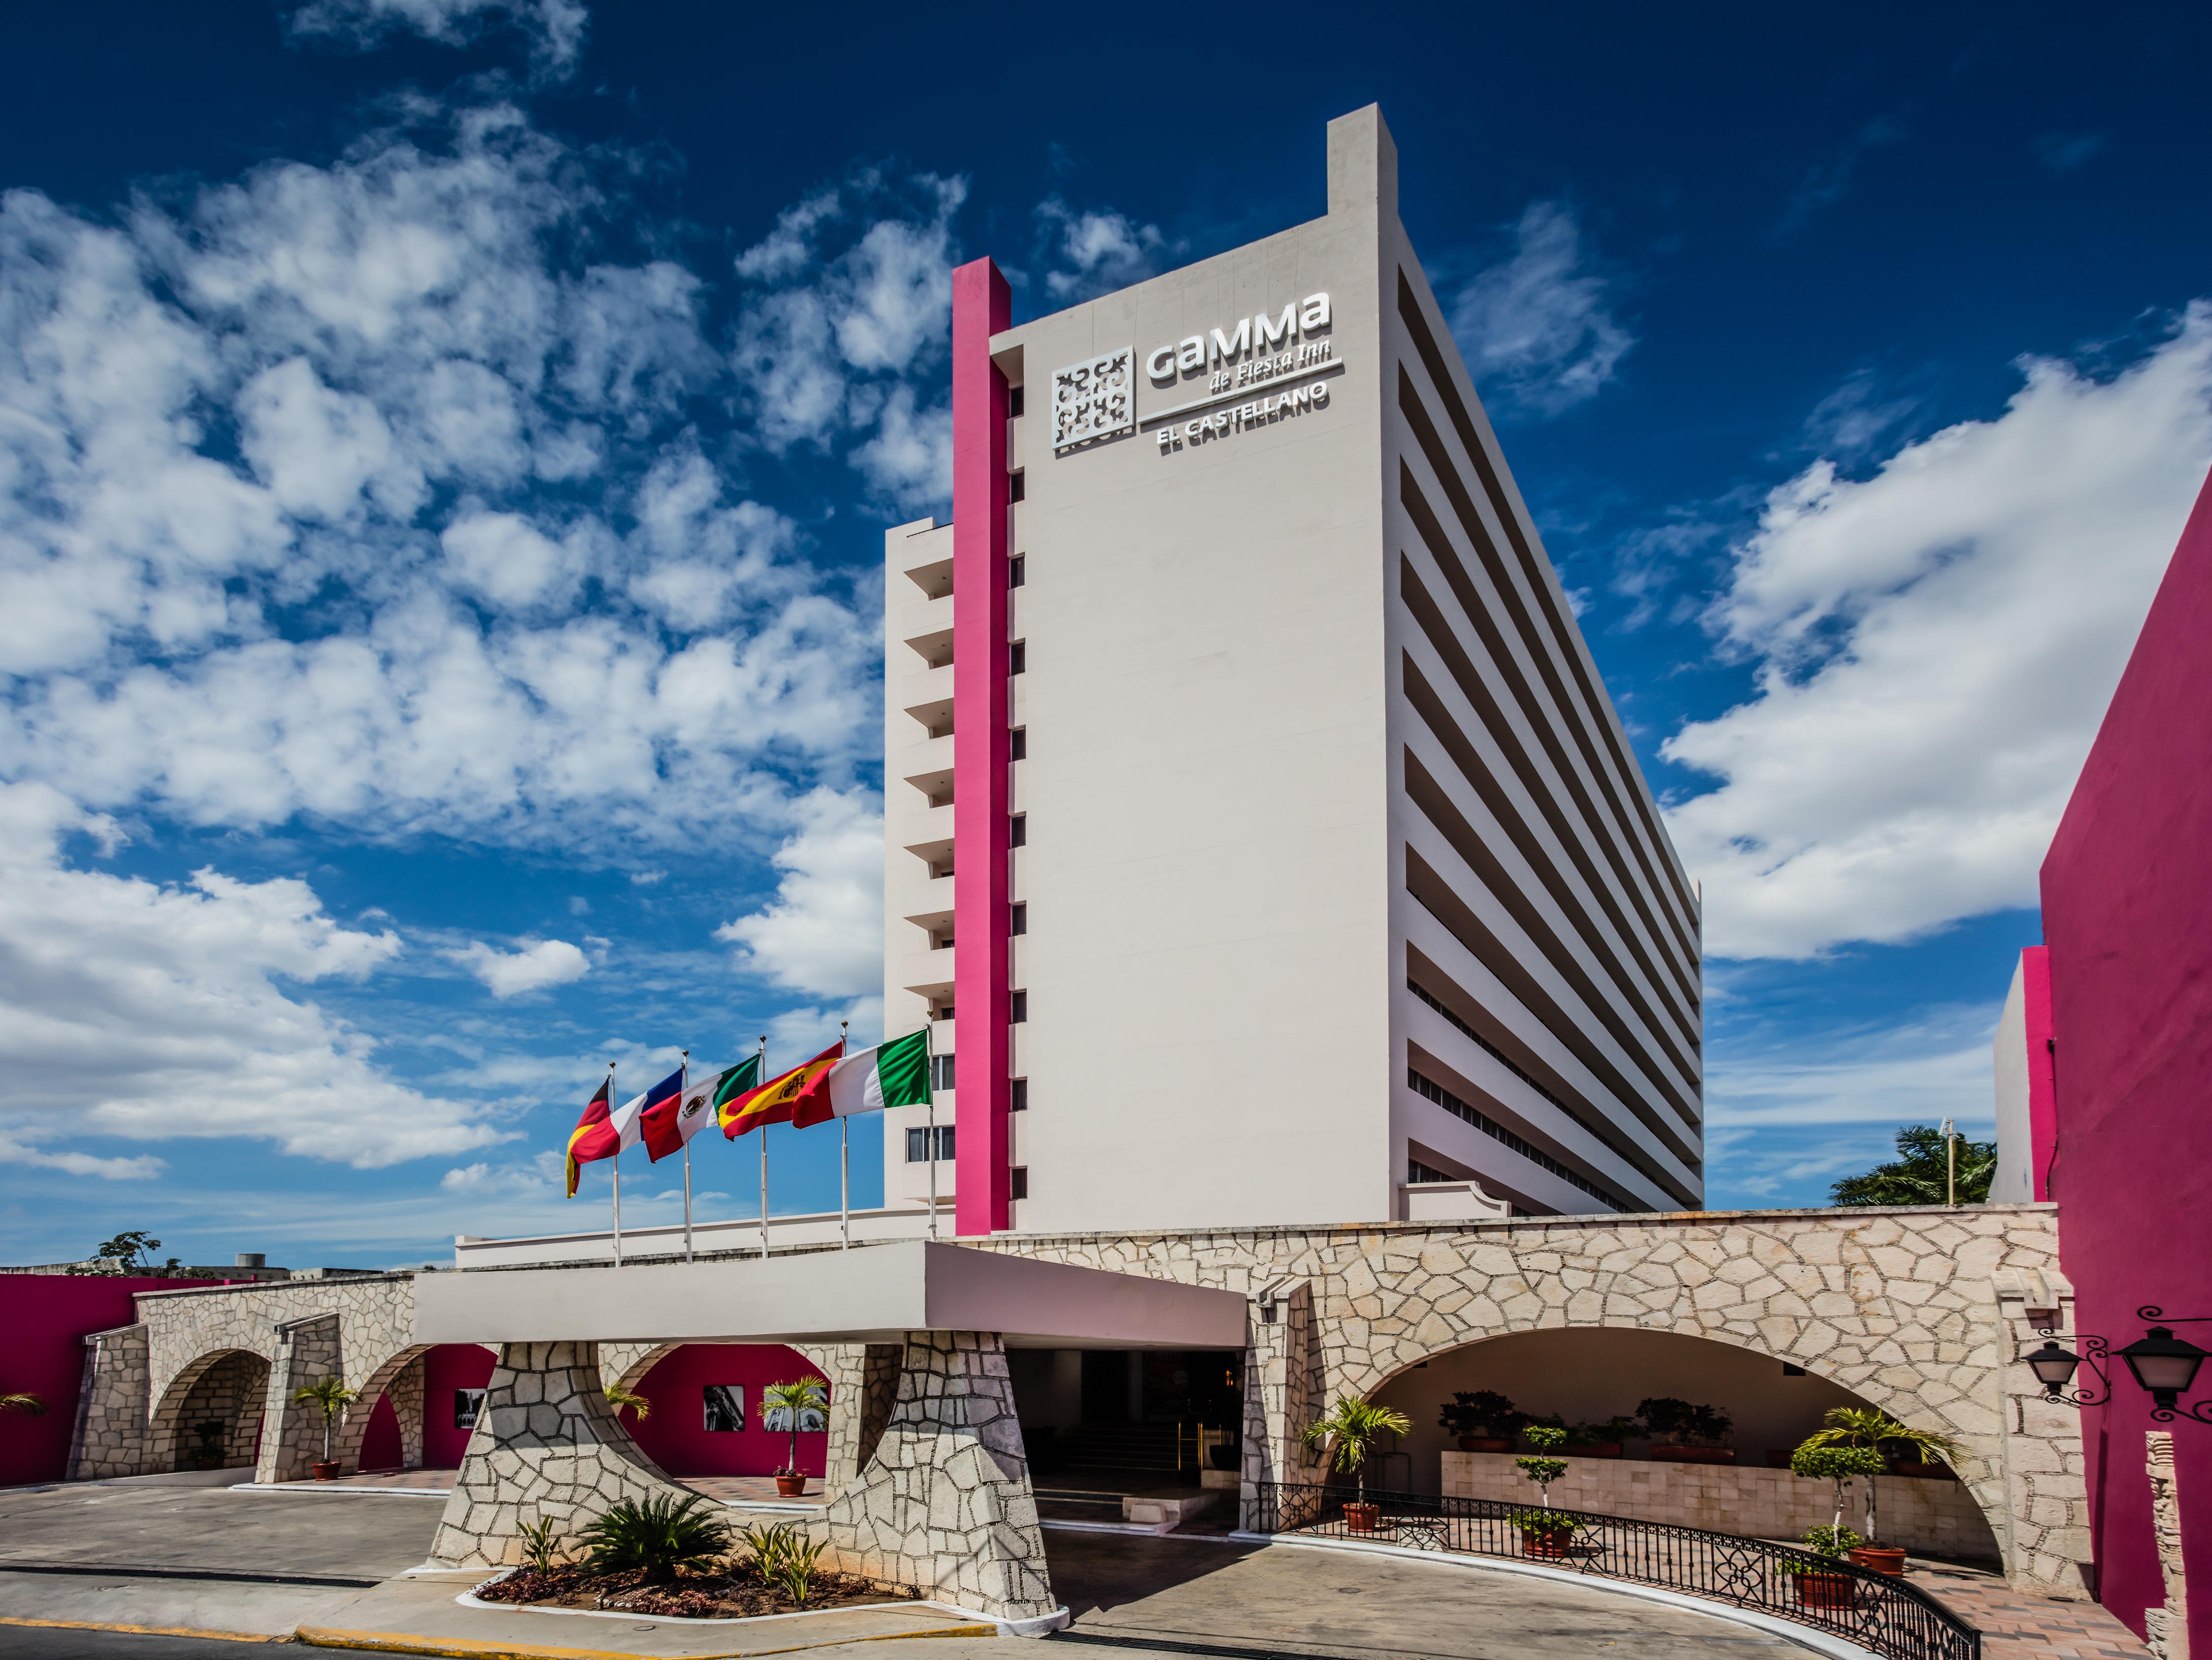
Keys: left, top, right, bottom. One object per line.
{"left": 565, "top": 1077, "right": 616, "bottom": 1198}
{"left": 720, "top": 1041, "right": 843, "bottom": 1138}
{"left": 634, "top": 1066, "right": 695, "bottom": 1163}
{"left": 646, "top": 1058, "right": 755, "bottom": 1161}
{"left": 608, "top": 1069, "right": 671, "bottom": 1158}
{"left": 820, "top": 1030, "right": 933, "bottom": 1121}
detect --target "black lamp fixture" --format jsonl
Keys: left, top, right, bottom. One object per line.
{"left": 2023, "top": 1307, "right": 2212, "bottom": 1425}
{"left": 2023, "top": 1333, "right": 2109, "bottom": 1406}
{"left": 2119, "top": 1324, "right": 2211, "bottom": 1414}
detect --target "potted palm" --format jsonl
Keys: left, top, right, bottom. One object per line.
{"left": 187, "top": 1420, "right": 227, "bottom": 1471}
{"left": 1303, "top": 1395, "right": 1412, "bottom": 1533}
{"left": 764, "top": 1378, "right": 826, "bottom": 1497}
{"left": 1789, "top": 1440, "right": 1886, "bottom": 1597}
{"left": 292, "top": 1375, "right": 360, "bottom": 1481}
{"left": 1510, "top": 1425, "right": 1583, "bottom": 1557}
{"left": 1437, "top": 1390, "right": 1521, "bottom": 1454}
{"left": 1800, "top": 1407, "right": 1959, "bottom": 1574}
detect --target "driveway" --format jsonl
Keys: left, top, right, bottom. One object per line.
{"left": 0, "top": 1484, "right": 443, "bottom": 1582}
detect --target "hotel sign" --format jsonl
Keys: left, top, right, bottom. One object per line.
{"left": 1050, "top": 292, "right": 1339, "bottom": 455}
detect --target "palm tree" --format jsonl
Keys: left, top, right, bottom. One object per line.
{"left": 1300, "top": 1395, "right": 1412, "bottom": 1506}
{"left": 604, "top": 1385, "right": 651, "bottom": 1422}
{"left": 764, "top": 1379, "right": 826, "bottom": 1475}
{"left": 292, "top": 1375, "right": 361, "bottom": 1465}
{"left": 1800, "top": 1406, "right": 1960, "bottom": 1546}
{"left": 0, "top": 1393, "right": 47, "bottom": 1417}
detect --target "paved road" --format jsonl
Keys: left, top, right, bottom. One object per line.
{"left": 0, "top": 1485, "right": 443, "bottom": 1581}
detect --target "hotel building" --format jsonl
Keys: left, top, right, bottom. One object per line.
{"left": 882, "top": 107, "right": 1704, "bottom": 1237}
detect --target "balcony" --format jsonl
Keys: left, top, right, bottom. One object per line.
{"left": 901, "top": 944, "right": 956, "bottom": 998}
{"left": 894, "top": 660, "right": 954, "bottom": 724}
{"left": 897, "top": 731, "right": 956, "bottom": 805}
{"left": 902, "top": 556, "right": 953, "bottom": 601}
{"left": 899, "top": 801, "right": 954, "bottom": 862}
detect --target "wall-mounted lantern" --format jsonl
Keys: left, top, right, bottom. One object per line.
{"left": 2023, "top": 1307, "right": 2212, "bottom": 1426}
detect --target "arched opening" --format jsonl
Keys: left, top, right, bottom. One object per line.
{"left": 619, "top": 1343, "right": 830, "bottom": 1480}
{"left": 1366, "top": 1327, "right": 2002, "bottom": 1567}
{"left": 421, "top": 1343, "right": 497, "bottom": 1470}
{"left": 161, "top": 1349, "right": 269, "bottom": 1473}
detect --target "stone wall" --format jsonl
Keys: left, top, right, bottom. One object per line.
{"left": 67, "top": 1324, "right": 148, "bottom": 1481}
{"left": 1441, "top": 1451, "right": 1999, "bottom": 1560}
{"left": 171, "top": 1350, "right": 268, "bottom": 1470}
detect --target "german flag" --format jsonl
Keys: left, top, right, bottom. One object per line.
{"left": 565, "top": 1077, "right": 616, "bottom": 1197}
{"left": 719, "top": 1041, "right": 844, "bottom": 1138}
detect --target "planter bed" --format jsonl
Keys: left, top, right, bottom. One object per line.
{"left": 476, "top": 1563, "right": 918, "bottom": 1621}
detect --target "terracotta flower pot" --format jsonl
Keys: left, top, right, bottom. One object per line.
{"left": 1848, "top": 1546, "right": 1908, "bottom": 1576}
{"left": 1342, "top": 1502, "right": 1382, "bottom": 1533}
{"left": 1574, "top": 1442, "right": 1623, "bottom": 1459}
{"left": 1457, "top": 1436, "right": 1513, "bottom": 1453}
{"left": 1650, "top": 1445, "right": 1734, "bottom": 1464}
{"left": 311, "top": 1460, "right": 341, "bottom": 1482}
{"left": 1520, "top": 1527, "right": 1576, "bottom": 1558}
{"left": 1792, "top": 1571, "right": 1857, "bottom": 1611}
{"left": 775, "top": 1472, "right": 808, "bottom": 1497}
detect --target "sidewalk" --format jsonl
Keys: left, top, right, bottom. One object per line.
{"left": 1906, "top": 1566, "right": 2150, "bottom": 1660}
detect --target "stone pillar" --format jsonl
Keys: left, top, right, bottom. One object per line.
{"left": 257, "top": 1314, "right": 346, "bottom": 1484}
{"left": 1241, "top": 1279, "right": 1321, "bottom": 1529}
{"left": 389, "top": 1352, "right": 426, "bottom": 1471}
{"left": 1993, "top": 1281, "right": 2094, "bottom": 1595}
{"left": 818, "top": 1331, "right": 1056, "bottom": 1622}
{"left": 430, "top": 1341, "right": 692, "bottom": 1570}
{"left": 793, "top": 1342, "right": 877, "bottom": 1494}
{"left": 67, "top": 1324, "right": 150, "bottom": 1480}
{"left": 2147, "top": 1431, "right": 2190, "bottom": 1660}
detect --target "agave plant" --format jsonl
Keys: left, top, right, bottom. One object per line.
{"left": 579, "top": 1493, "right": 729, "bottom": 1583}
{"left": 1800, "top": 1406, "right": 1960, "bottom": 1545}
{"left": 763, "top": 1378, "right": 826, "bottom": 1475}
{"left": 1300, "top": 1395, "right": 1412, "bottom": 1505}
{"left": 291, "top": 1375, "right": 360, "bottom": 1463}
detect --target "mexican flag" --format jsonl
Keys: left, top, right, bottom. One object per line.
{"left": 811, "top": 1029, "right": 933, "bottom": 1124}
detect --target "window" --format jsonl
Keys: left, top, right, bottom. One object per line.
{"left": 1009, "top": 555, "right": 1025, "bottom": 588}
{"left": 931, "top": 1054, "right": 955, "bottom": 1091}
{"left": 1010, "top": 903, "right": 1027, "bottom": 936}
{"left": 702, "top": 1385, "right": 744, "bottom": 1432}
{"left": 1008, "top": 385, "right": 1024, "bottom": 418}
{"left": 1009, "top": 814, "right": 1026, "bottom": 846}
{"left": 454, "top": 1388, "right": 486, "bottom": 1430}
{"left": 1011, "top": 991, "right": 1028, "bottom": 1023}
{"left": 1009, "top": 641, "right": 1026, "bottom": 675}
{"left": 1010, "top": 729, "right": 1027, "bottom": 760}
{"left": 932, "top": 1002, "right": 953, "bottom": 1020}
{"left": 931, "top": 930, "right": 952, "bottom": 950}
{"left": 1408, "top": 1157, "right": 1455, "bottom": 1185}
{"left": 1008, "top": 471, "right": 1025, "bottom": 503}
{"left": 1010, "top": 1167, "right": 1029, "bottom": 1201}
{"left": 1406, "top": 1068, "right": 1627, "bottom": 1212}
{"left": 1011, "top": 1078, "right": 1027, "bottom": 1112}
{"left": 906, "top": 1125, "right": 955, "bottom": 1162}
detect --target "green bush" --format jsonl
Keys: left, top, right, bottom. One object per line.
{"left": 579, "top": 1494, "right": 730, "bottom": 1583}
{"left": 517, "top": 1517, "right": 563, "bottom": 1574}
{"left": 1507, "top": 1509, "right": 1586, "bottom": 1536}
{"left": 1798, "top": 1523, "right": 1864, "bottom": 1561}
{"left": 741, "top": 1521, "right": 826, "bottom": 1605}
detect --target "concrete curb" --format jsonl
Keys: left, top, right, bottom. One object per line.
{"left": 0, "top": 1613, "right": 284, "bottom": 1643}
{"left": 296, "top": 1621, "right": 996, "bottom": 1657}
{"left": 1226, "top": 1532, "right": 1891, "bottom": 1660}
{"left": 447, "top": 1582, "right": 1072, "bottom": 1641}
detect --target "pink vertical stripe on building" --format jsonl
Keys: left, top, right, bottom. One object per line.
{"left": 2017, "top": 944, "right": 2057, "bottom": 1202}
{"left": 950, "top": 258, "right": 1011, "bottom": 1236}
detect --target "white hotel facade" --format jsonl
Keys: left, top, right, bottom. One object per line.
{"left": 882, "top": 107, "right": 1704, "bottom": 1238}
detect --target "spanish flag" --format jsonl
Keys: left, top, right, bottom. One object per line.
{"left": 719, "top": 1041, "right": 844, "bottom": 1138}
{"left": 565, "top": 1077, "right": 616, "bottom": 1197}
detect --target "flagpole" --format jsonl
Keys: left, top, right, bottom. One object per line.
{"left": 757, "top": 1035, "right": 770, "bottom": 1261}
{"left": 925, "top": 1021, "right": 938, "bottom": 1240}
{"left": 608, "top": 1061, "right": 623, "bottom": 1268}
{"left": 840, "top": 1020, "right": 850, "bottom": 1252}
{"left": 680, "top": 1049, "right": 694, "bottom": 1264}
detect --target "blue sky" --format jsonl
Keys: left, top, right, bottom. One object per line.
{"left": 2, "top": 0, "right": 2208, "bottom": 1267}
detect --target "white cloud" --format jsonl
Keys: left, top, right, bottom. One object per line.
{"left": 1035, "top": 199, "right": 1168, "bottom": 305}
{"left": 848, "top": 385, "right": 952, "bottom": 512}
{"left": 285, "top": 0, "right": 588, "bottom": 79}
{"left": 1446, "top": 202, "right": 1631, "bottom": 418}
{"left": 0, "top": 1131, "right": 165, "bottom": 1181}
{"left": 1664, "top": 306, "right": 2212, "bottom": 959}
{"left": 0, "top": 781, "right": 499, "bottom": 1168}
{"left": 717, "top": 788, "right": 884, "bottom": 999}
{"left": 444, "top": 936, "right": 590, "bottom": 998}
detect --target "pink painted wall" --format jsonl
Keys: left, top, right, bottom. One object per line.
{"left": 2040, "top": 459, "right": 2212, "bottom": 1648}
{"left": 2019, "top": 945, "right": 2059, "bottom": 1201}
{"left": 0, "top": 1273, "right": 220, "bottom": 1488}
{"left": 623, "top": 1344, "right": 828, "bottom": 1478}
{"left": 421, "top": 1342, "right": 496, "bottom": 1469}
{"left": 951, "top": 256, "right": 1012, "bottom": 1236}
{"left": 358, "top": 1389, "right": 403, "bottom": 1471}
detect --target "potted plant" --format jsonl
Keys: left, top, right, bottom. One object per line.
{"left": 1569, "top": 1415, "right": 1639, "bottom": 1459}
{"left": 1786, "top": 1523, "right": 1865, "bottom": 1611}
{"left": 1509, "top": 1508, "right": 1587, "bottom": 1557}
{"left": 1303, "top": 1394, "right": 1412, "bottom": 1533}
{"left": 1790, "top": 1441, "right": 1887, "bottom": 1578}
{"left": 1511, "top": 1425, "right": 1579, "bottom": 1555}
{"left": 1800, "top": 1407, "right": 1960, "bottom": 1573}
{"left": 188, "top": 1420, "right": 227, "bottom": 1471}
{"left": 1437, "top": 1390, "right": 1522, "bottom": 1454}
{"left": 292, "top": 1374, "right": 360, "bottom": 1481}
{"left": 764, "top": 1378, "right": 827, "bottom": 1497}
{"left": 1639, "top": 1398, "right": 1734, "bottom": 1463}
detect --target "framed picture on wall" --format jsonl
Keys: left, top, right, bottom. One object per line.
{"left": 454, "top": 1388, "right": 486, "bottom": 1430}
{"left": 702, "top": 1384, "right": 744, "bottom": 1432}
{"left": 763, "top": 1387, "right": 829, "bottom": 1433}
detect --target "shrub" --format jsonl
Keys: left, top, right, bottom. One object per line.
{"left": 579, "top": 1494, "right": 730, "bottom": 1583}
{"left": 517, "top": 1517, "right": 564, "bottom": 1574}
{"left": 1508, "top": 1509, "right": 1586, "bottom": 1537}
{"left": 1438, "top": 1390, "right": 1521, "bottom": 1437}
{"left": 1515, "top": 1424, "right": 1571, "bottom": 1508}
{"left": 1790, "top": 1443, "right": 1886, "bottom": 1540}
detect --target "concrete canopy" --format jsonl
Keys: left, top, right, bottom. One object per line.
{"left": 412, "top": 1240, "right": 1248, "bottom": 1350}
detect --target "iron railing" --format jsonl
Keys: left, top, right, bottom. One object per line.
{"left": 1248, "top": 1483, "right": 1979, "bottom": 1660}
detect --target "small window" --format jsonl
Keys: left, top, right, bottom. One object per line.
{"left": 906, "top": 1125, "right": 955, "bottom": 1162}
{"left": 1408, "top": 1158, "right": 1455, "bottom": 1185}
{"left": 1008, "top": 471, "right": 1025, "bottom": 503}
{"left": 454, "top": 1388, "right": 486, "bottom": 1430}
{"left": 1010, "top": 1167, "right": 1029, "bottom": 1201}
{"left": 1011, "top": 1078, "right": 1028, "bottom": 1112}
{"left": 931, "top": 1054, "right": 955, "bottom": 1091}
{"left": 1009, "top": 641, "right": 1026, "bottom": 675}
{"left": 1010, "top": 729, "right": 1027, "bottom": 761}
{"left": 1010, "top": 903, "right": 1027, "bottom": 936}
{"left": 933, "top": 1002, "right": 953, "bottom": 1020}
{"left": 1011, "top": 991, "right": 1028, "bottom": 1023}
{"left": 1009, "top": 385, "right": 1025, "bottom": 418}
{"left": 702, "top": 1385, "right": 745, "bottom": 1432}
{"left": 1009, "top": 814, "right": 1026, "bottom": 846}
{"left": 1009, "top": 555, "right": 1025, "bottom": 588}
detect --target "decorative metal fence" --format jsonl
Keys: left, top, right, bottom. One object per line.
{"left": 1248, "top": 1483, "right": 1979, "bottom": 1660}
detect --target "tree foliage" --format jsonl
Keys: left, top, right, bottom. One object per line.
{"left": 580, "top": 1494, "right": 730, "bottom": 1583}
{"left": 1830, "top": 1125, "right": 1995, "bottom": 1207}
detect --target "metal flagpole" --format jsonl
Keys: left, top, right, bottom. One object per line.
{"left": 679, "top": 1049, "right": 693, "bottom": 1263}
{"left": 839, "top": 1021, "right": 850, "bottom": 1251}
{"left": 609, "top": 1061, "right": 623, "bottom": 1267}
{"left": 925, "top": 1021, "right": 938, "bottom": 1240}
{"left": 757, "top": 1035, "right": 770, "bottom": 1260}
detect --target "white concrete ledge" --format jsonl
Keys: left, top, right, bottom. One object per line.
{"left": 415, "top": 1239, "right": 1248, "bottom": 1349}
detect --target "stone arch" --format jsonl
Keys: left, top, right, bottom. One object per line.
{"left": 331, "top": 1342, "right": 432, "bottom": 1474}
{"left": 150, "top": 1347, "right": 270, "bottom": 1472}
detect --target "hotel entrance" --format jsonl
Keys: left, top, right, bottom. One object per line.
{"left": 1009, "top": 1347, "right": 1242, "bottom": 1525}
